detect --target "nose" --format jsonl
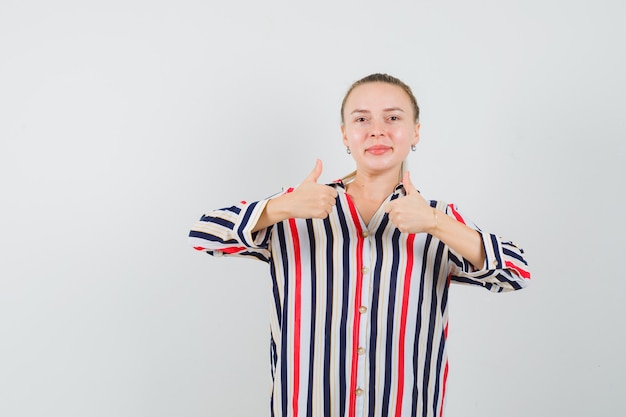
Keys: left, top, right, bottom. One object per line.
{"left": 369, "top": 119, "right": 385, "bottom": 138}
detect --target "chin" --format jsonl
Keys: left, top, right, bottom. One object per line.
{"left": 359, "top": 161, "right": 403, "bottom": 175}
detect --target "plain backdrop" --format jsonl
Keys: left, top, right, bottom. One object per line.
{"left": 1, "top": 0, "right": 625, "bottom": 416}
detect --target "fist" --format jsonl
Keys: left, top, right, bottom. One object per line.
{"left": 288, "top": 159, "right": 338, "bottom": 219}
{"left": 384, "top": 171, "right": 434, "bottom": 234}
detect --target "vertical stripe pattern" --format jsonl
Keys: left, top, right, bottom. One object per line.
{"left": 189, "top": 180, "right": 530, "bottom": 417}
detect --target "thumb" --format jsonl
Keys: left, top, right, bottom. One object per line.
{"left": 402, "top": 171, "right": 418, "bottom": 195}
{"left": 304, "top": 159, "right": 323, "bottom": 183}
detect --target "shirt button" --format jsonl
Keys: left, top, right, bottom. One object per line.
{"left": 361, "top": 266, "right": 369, "bottom": 274}
{"left": 355, "top": 388, "right": 364, "bottom": 396}
{"left": 492, "top": 260, "right": 498, "bottom": 267}
{"left": 358, "top": 347, "right": 366, "bottom": 355}
{"left": 359, "top": 306, "right": 367, "bottom": 314}
{"left": 362, "top": 230, "right": 369, "bottom": 238}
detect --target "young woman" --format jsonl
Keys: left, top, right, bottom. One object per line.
{"left": 189, "top": 73, "right": 530, "bottom": 417}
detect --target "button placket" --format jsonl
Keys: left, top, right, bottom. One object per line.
{"left": 355, "top": 232, "right": 372, "bottom": 416}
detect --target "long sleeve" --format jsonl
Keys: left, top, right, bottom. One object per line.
{"left": 443, "top": 203, "right": 531, "bottom": 293}
{"left": 188, "top": 183, "right": 531, "bottom": 417}
{"left": 188, "top": 197, "right": 274, "bottom": 262}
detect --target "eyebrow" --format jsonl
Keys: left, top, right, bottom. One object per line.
{"left": 350, "top": 107, "right": 406, "bottom": 115}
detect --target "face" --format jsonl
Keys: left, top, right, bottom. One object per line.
{"left": 341, "top": 82, "right": 420, "bottom": 176}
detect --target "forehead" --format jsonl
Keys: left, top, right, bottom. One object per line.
{"left": 345, "top": 82, "right": 412, "bottom": 110}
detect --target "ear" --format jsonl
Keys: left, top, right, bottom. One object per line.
{"left": 412, "top": 122, "right": 421, "bottom": 146}
{"left": 341, "top": 125, "right": 349, "bottom": 147}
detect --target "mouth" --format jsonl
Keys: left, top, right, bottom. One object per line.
{"left": 366, "top": 145, "right": 392, "bottom": 155}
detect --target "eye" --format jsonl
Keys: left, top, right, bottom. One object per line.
{"left": 388, "top": 115, "right": 400, "bottom": 121}
{"left": 354, "top": 116, "right": 367, "bottom": 123}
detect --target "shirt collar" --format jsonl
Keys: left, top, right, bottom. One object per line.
{"left": 329, "top": 172, "right": 407, "bottom": 196}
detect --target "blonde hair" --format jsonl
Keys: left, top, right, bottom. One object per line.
{"left": 340, "top": 73, "right": 420, "bottom": 125}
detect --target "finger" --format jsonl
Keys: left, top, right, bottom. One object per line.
{"left": 402, "top": 171, "right": 418, "bottom": 195}
{"left": 303, "top": 159, "right": 323, "bottom": 183}
{"left": 323, "top": 192, "right": 336, "bottom": 206}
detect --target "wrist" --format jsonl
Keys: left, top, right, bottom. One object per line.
{"left": 430, "top": 207, "right": 439, "bottom": 235}
{"left": 267, "top": 193, "right": 294, "bottom": 222}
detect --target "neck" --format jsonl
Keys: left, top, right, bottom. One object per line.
{"left": 347, "top": 168, "right": 402, "bottom": 201}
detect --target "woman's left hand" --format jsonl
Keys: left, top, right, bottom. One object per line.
{"left": 384, "top": 171, "right": 436, "bottom": 234}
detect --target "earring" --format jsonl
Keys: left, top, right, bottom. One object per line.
{"left": 411, "top": 145, "right": 416, "bottom": 152}
{"left": 346, "top": 147, "right": 351, "bottom": 154}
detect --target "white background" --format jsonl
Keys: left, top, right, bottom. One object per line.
{"left": 1, "top": 0, "right": 625, "bottom": 416}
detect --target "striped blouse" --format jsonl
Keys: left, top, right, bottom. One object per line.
{"left": 189, "top": 176, "right": 530, "bottom": 417}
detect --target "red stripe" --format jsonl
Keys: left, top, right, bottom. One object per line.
{"left": 194, "top": 246, "right": 247, "bottom": 254}
{"left": 345, "top": 195, "right": 364, "bottom": 417}
{"left": 439, "top": 360, "right": 449, "bottom": 417}
{"left": 505, "top": 260, "right": 531, "bottom": 279}
{"left": 288, "top": 218, "right": 302, "bottom": 417}
{"left": 221, "top": 246, "right": 246, "bottom": 254}
{"left": 394, "top": 233, "right": 415, "bottom": 417}
{"left": 447, "top": 204, "right": 466, "bottom": 224}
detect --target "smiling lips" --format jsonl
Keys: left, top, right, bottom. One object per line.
{"left": 366, "top": 145, "right": 392, "bottom": 155}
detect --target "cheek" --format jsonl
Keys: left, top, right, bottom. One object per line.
{"left": 392, "top": 127, "right": 415, "bottom": 141}
{"left": 344, "top": 129, "right": 365, "bottom": 143}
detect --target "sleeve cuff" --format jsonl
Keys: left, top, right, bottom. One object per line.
{"left": 234, "top": 199, "right": 271, "bottom": 248}
{"left": 479, "top": 231, "right": 505, "bottom": 271}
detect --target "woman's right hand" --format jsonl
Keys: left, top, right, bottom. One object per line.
{"left": 252, "top": 160, "right": 338, "bottom": 231}
{"left": 284, "top": 159, "right": 338, "bottom": 219}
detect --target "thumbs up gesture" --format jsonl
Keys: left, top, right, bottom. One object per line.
{"left": 286, "top": 159, "right": 338, "bottom": 219}
{"left": 252, "top": 160, "right": 338, "bottom": 232}
{"left": 384, "top": 171, "right": 435, "bottom": 234}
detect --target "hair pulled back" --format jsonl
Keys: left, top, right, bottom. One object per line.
{"left": 340, "top": 73, "right": 420, "bottom": 124}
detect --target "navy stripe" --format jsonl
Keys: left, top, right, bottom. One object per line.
{"left": 188, "top": 230, "right": 239, "bottom": 246}
{"left": 451, "top": 276, "right": 487, "bottom": 287}
{"left": 432, "top": 330, "right": 446, "bottom": 417}
{"left": 276, "top": 222, "right": 290, "bottom": 417}
{"left": 503, "top": 247, "right": 527, "bottom": 265}
{"left": 381, "top": 228, "right": 401, "bottom": 415}
{"left": 336, "top": 201, "right": 350, "bottom": 417}
{"left": 368, "top": 215, "right": 389, "bottom": 417}
{"left": 257, "top": 228, "right": 272, "bottom": 248}
{"left": 441, "top": 271, "right": 450, "bottom": 315}
{"left": 498, "top": 273, "right": 523, "bottom": 290}
{"left": 199, "top": 205, "right": 240, "bottom": 221}
{"left": 201, "top": 216, "right": 235, "bottom": 229}
{"left": 423, "top": 241, "right": 445, "bottom": 416}
{"left": 237, "top": 201, "right": 258, "bottom": 246}
{"left": 305, "top": 219, "right": 316, "bottom": 417}
{"left": 490, "top": 234, "right": 503, "bottom": 267}
{"left": 270, "top": 257, "right": 282, "bottom": 328}
{"left": 238, "top": 251, "right": 269, "bottom": 262}
{"left": 411, "top": 233, "right": 432, "bottom": 417}
{"left": 270, "top": 335, "right": 277, "bottom": 417}
{"left": 447, "top": 252, "right": 464, "bottom": 269}
{"left": 225, "top": 205, "right": 241, "bottom": 214}
{"left": 322, "top": 216, "right": 334, "bottom": 417}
